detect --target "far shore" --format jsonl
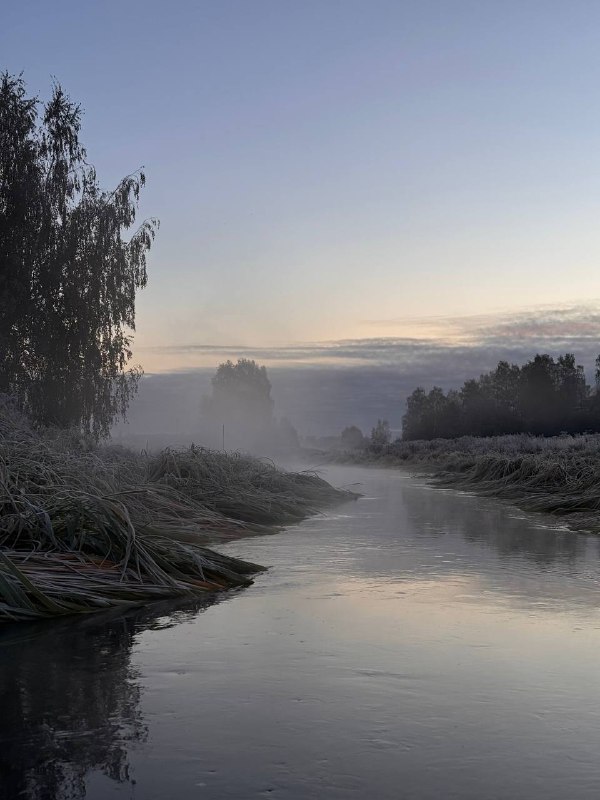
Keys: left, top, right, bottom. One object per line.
{"left": 309, "top": 432, "right": 600, "bottom": 535}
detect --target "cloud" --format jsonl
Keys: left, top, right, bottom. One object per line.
{"left": 471, "top": 305, "right": 600, "bottom": 346}
{"left": 138, "top": 302, "right": 600, "bottom": 371}
{"left": 118, "top": 303, "right": 600, "bottom": 440}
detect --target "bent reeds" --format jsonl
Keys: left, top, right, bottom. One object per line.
{"left": 0, "top": 402, "right": 353, "bottom": 621}
{"left": 337, "top": 431, "right": 600, "bottom": 532}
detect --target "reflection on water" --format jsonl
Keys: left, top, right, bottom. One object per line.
{"left": 0, "top": 597, "right": 222, "bottom": 799}
{"left": 305, "top": 471, "right": 600, "bottom": 613}
{"left": 407, "top": 483, "right": 586, "bottom": 565}
{"left": 2, "top": 465, "right": 600, "bottom": 799}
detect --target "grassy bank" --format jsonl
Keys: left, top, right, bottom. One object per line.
{"left": 0, "top": 404, "right": 354, "bottom": 621}
{"left": 326, "top": 433, "right": 600, "bottom": 533}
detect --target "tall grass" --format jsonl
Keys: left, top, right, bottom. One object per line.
{"left": 0, "top": 401, "right": 354, "bottom": 621}
{"left": 334, "top": 432, "right": 600, "bottom": 532}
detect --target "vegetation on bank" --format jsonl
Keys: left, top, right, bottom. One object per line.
{"left": 0, "top": 403, "right": 353, "bottom": 622}
{"left": 321, "top": 353, "right": 600, "bottom": 532}
{"left": 328, "top": 432, "right": 600, "bottom": 533}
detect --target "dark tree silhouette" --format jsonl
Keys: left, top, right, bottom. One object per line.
{"left": 341, "top": 425, "right": 364, "bottom": 449}
{"left": 519, "top": 354, "right": 558, "bottom": 434}
{"left": 402, "top": 353, "right": 600, "bottom": 440}
{"left": 203, "top": 359, "right": 274, "bottom": 424}
{"left": 402, "top": 387, "right": 428, "bottom": 440}
{"left": 201, "top": 358, "right": 275, "bottom": 450}
{"left": 371, "top": 419, "right": 391, "bottom": 448}
{"left": 0, "top": 73, "right": 157, "bottom": 438}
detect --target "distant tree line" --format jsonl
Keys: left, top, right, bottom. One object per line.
{"left": 402, "top": 353, "right": 600, "bottom": 440}
{"left": 338, "top": 420, "right": 391, "bottom": 451}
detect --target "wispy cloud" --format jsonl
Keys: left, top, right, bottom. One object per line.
{"left": 137, "top": 302, "right": 600, "bottom": 372}
{"left": 362, "top": 301, "right": 600, "bottom": 342}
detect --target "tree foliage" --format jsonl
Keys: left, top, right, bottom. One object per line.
{"left": 341, "top": 425, "right": 364, "bottom": 449}
{"left": 201, "top": 359, "right": 305, "bottom": 453}
{"left": 202, "top": 359, "right": 274, "bottom": 427}
{"left": 402, "top": 353, "right": 595, "bottom": 440}
{"left": 0, "top": 73, "right": 157, "bottom": 438}
{"left": 371, "top": 419, "right": 391, "bottom": 448}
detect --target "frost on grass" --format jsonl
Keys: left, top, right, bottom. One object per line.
{"left": 0, "top": 401, "right": 353, "bottom": 621}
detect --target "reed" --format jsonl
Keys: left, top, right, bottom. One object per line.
{"left": 335, "top": 432, "right": 600, "bottom": 532}
{"left": 0, "top": 401, "right": 353, "bottom": 621}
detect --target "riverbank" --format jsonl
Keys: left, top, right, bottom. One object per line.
{"left": 0, "top": 404, "right": 354, "bottom": 621}
{"left": 7, "top": 463, "right": 600, "bottom": 800}
{"left": 319, "top": 433, "right": 600, "bottom": 533}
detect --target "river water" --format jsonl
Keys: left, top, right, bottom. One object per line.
{"left": 2, "top": 464, "right": 600, "bottom": 799}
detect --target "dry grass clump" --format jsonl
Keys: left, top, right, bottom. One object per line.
{"left": 149, "top": 446, "right": 352, "bottom": 525}
{"left": 390, "top": 432, "right": 600, "bottom": 465}
{"left": 433, "top": 449, "right": 600, "bottom": 525}
{"left": 0, "top": 401, "right": 353, "bottom": 621}
{"left": 338, "top": 432, "right": 600, "bottom": 532}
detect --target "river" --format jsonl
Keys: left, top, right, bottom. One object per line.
{"left": 2, "top": 464, "right": 600, "bottom": 799}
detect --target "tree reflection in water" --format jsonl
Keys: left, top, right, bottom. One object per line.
{"left": 0, "top": 596, "right": 221, "bottom": 800}
{"left": 400, "top": 481, "right": 590, "bottom": 566}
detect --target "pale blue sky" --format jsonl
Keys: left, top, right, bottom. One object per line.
{"left": 3, "top": 1, "right": 600, "bottom": 371}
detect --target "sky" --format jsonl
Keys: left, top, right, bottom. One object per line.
{"left": 3, "top": 1, "right": 600, "bottom": 432}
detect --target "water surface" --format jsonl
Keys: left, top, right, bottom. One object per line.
{"left": 2, "top": 465, "right": 600, "bottom": 799}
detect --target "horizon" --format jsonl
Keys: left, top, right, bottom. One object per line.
{"left": 115, "top": 300, "right": 600, "bottom": 439}
{"left": 115, "top": 324, "right": 600, "bottom": 441}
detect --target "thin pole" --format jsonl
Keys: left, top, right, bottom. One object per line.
{"left": 222, "top": 423, "right": 225, "bottom": 451}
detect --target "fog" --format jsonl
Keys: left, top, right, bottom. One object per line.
{"left": 112, "top": 332, "right": 600, "bottom": 451}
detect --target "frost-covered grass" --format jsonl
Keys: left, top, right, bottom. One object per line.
{"left": 0, "top": 402, "right": 353, "bottom": 621}
{"left": 331, "top": 433, "right": 600, "bottom": 532}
